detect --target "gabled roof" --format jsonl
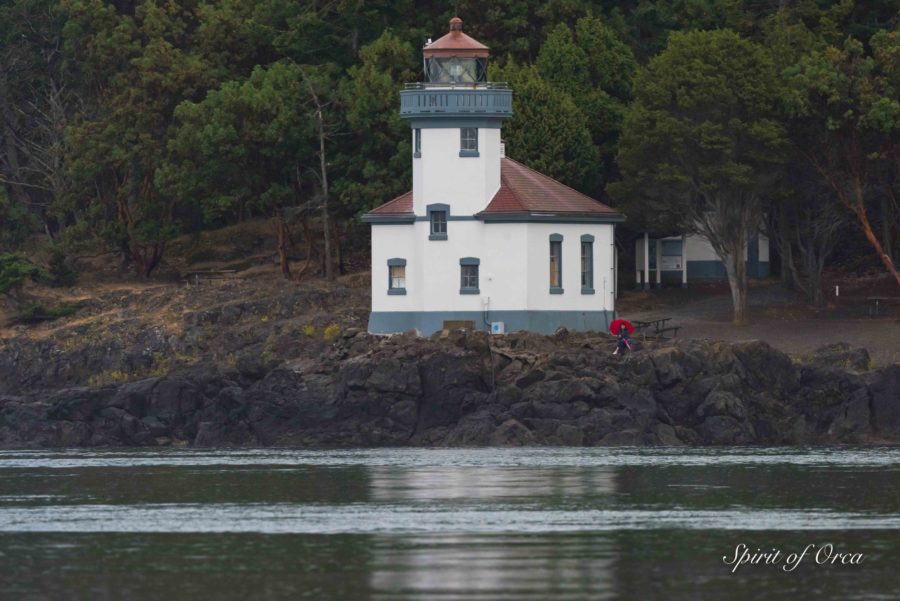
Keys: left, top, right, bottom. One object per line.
{"left": 479, "top": 158, "right": 621, "bottom": 218}
{"left": 362, "top": 157, "right": 624, "bottom": 223}
{"left": 367, "top": 190, "right": 413, "bottom": 216}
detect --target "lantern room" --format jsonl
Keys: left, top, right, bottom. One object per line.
{"left": 423, "top": 17, "right": 489, "bottom": 84}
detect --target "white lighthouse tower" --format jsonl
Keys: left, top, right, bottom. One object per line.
{"left": 364, "top": 17, "right": 624, "bottom": 335}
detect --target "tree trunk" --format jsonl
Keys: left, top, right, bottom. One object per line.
{"left": 317, "top": 115, "right": 332, "bottom": 282}
{"left": 296, "top": 216, "right": 314, "bottom": 280}
{"left": 881, "top": 192, "right": 894, "bottom": 266}
{"left": 696, "top": 191, "right": 759, "bottom": 326}
{"left": 806, "top": 251, "right": 825, "bottom": 308}
{"left": 778, "top": 205, "right": 794, "bottom": 290}
{"left": 302, "top": 70, "right": 333, "bottom": 283}
{"left": 272, "top": 214, "right": 292, "bottom": 280}
{"left": 131, "top": 242, "right": 163, "bottom": 279}
{"left": 723, "top": 247, "right": 749, "bottom": 326}
{"left": 814, "top": 158, "right": 900, "bottom": 287}
{"left": 331, "top": 219, "right": 344, "bottom": 275}
{"left": 888, "top": 178, "right": 900, "bottom": 264}
{"left": 855, "top": 203, "right": 900, "bottom": 286}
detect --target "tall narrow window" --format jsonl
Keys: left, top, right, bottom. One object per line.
{"left": 549, "top": 234, "right": 563, "bottom": 294}
{"left": 460, "top": 127, "right": 478, "bottom": 156}
{"left": 427, "top": 203, "right": 449, "bottom": 241}
{"left": 431, "top": 211, "right": 447, "bottom": 235}
{"left": 388, "top": 258, "right": 406, "bottom": 295}
{"left": 581, "top": 235, "right": 594, "bottom": 294}
{"left": 414, "top": 128, "right": 421, "bottom": 157}
{"left": 460, "top": 257, "right": 480, "bottom": 294}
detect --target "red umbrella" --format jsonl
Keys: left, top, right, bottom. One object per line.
{"left": 609, "top": 319, "right": 634, "bottom": 335}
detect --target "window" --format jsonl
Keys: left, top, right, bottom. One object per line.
{"left": 549, "top": 235, "right": 563, "bottom": 293}
{"left": 581, "top": 235, "right": 594, "bottom": 294}
{"left": 427, "top": 204, "right": 449, "bottom": 240}
{"left": 431, "top": 211, "right": 446, "bottom": 235}
{"left": 388, "top": 258, "right": 406, "bottom": 295}
{"left": 460, "top": 127, "right": 478, "bottom": 156}
{"left": 425, "top": 57, "right": 486, "bottom": 83}
{"left": 460, "top": 257, "right": 480, "bottom": 294}
{"left": 390, "top": 266, "right": 406, "bottom": 289}
{"left": 414, "top": 128, "right": 421, "bottom": 158}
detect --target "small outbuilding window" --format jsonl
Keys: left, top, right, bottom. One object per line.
{"left": 460, "top": 127, "right": 479, "bottom": 157}
{"left": 549, "top": 234, "right": 563, "bottom": 294}
{"left": 388, "top": 258, "right": 406, "bottom": 295}
{"left": 581, "top": 235, "right": 594, "bottom": 294}
{"left": 460, "top": 257, "right": 480, "bottom": 294}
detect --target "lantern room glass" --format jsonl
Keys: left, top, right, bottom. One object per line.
{"left": 425, "top": 57, "right": 487, "bottom": 83}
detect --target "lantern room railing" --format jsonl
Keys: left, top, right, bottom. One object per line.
{"left": 403, "top": 82, "right": 509, "bottom": 90}
{"left": 400, "top": 84, "right": 513, "bottom": 119}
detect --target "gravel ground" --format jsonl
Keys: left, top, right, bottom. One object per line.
{"left": 620, "top": 282, "right": 900, "bottom": 367}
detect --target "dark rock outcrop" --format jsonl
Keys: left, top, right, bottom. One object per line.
{"left": 0, "top": 332, "right": 895, "bottom": 448}
{"left": 870, "top": 365, "right": 900, "bottom": 435}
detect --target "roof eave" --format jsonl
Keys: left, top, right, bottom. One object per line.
{"left": 423, "top": 47, "right": 490, "bottom": 58}
{"left": 477, "top": 211, "right": 626, "bottom": 223}
{"left": 361, "top": 213, "right": 416, "bottom": 224}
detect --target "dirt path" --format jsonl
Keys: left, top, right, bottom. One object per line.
{"left": 620, "top": 283, "right": 900, "bottom": 367}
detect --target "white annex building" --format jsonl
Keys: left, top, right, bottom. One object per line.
{"left": 363, "top": 18, "right": 625, "bottom": 336}
{"left": 633, "top": 232, "right": 770, "bottom": 288}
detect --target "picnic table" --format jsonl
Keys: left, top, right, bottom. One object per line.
{"left": 867, "top": 296, "right": 892, "bottom": 317}
{"left": 632, "top": 317, "right": 680, "bottom": 340}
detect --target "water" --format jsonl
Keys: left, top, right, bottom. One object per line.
{"left": 0, "top": 447, "right": 898, "bottom": 600}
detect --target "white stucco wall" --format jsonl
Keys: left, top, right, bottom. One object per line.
{"left": 371, "top": 221, "right": 616, "bottom": 314}
{"left": 685, "top": 233, "right": 770, "bottom": 262}
{"left": 413, "top": 127, "right": 501, "bottom": 216}
{"left": 526, "top": 223, "right": 615, "bottom": 311}
{"left": 371, "top": 225, "right": 419, "bottom": 313}
{"left": 684, "top": 234, "right": 723, "bottom": 261}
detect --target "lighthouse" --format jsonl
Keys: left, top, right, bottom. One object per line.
{"left": 363, "top": 18, "right": 624, "bottom": 336}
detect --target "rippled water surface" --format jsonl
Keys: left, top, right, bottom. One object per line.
{"left": 1, "top": 447, "right": 898, "bottom": 600}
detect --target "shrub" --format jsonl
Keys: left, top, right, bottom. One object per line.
{"left": 47, "top": 247, "right": 77, "bottom": 287}
{"left": 323, "top": 323, "right": 341, "bottom": 342}
{"left": 0, "top": 253, "right": 49, "bottom": 296}
{"left": 15, "top": 302, "right": 81, "bottom": 324}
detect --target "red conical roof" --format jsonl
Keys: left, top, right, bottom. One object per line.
{"left": 423, "top": 17, "right": 489, "bottom": 59}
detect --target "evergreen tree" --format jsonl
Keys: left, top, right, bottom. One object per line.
{"left": 334, "top": 31, "right": 418, "bottom": 215}
{"left": 611, "top": 29, "right": 787, "bottom": 325}
{"left": 61, "top": 0, "right": 213, "bottom": 277}
{"left": 536, "top": 15, "right": 637, "bottom": 190}
{"left": 160, "top": 62, "right": 318, "bottom": 278}
{"left": 493, "top": 62, "right": 598, "bottom": 194}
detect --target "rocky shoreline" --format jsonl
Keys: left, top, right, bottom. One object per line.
{"left": 2, "top": 325, "right": 898, "bottom": 448}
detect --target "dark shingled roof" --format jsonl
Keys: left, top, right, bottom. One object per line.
{"left": 364, "top": 158, "right": 622, "bottom": 221}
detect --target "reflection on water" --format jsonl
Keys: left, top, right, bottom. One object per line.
{"left": 6, "top": 504, "right": 900, "bottom": 533}
{"left": 369, "top": 466, "right": 617, "bottom": 500}
{"left": 369, "top": 535, "right": 616, "bottom": 601}
{"left": 0, "top": 447, "right": 899, "bottom": 601}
